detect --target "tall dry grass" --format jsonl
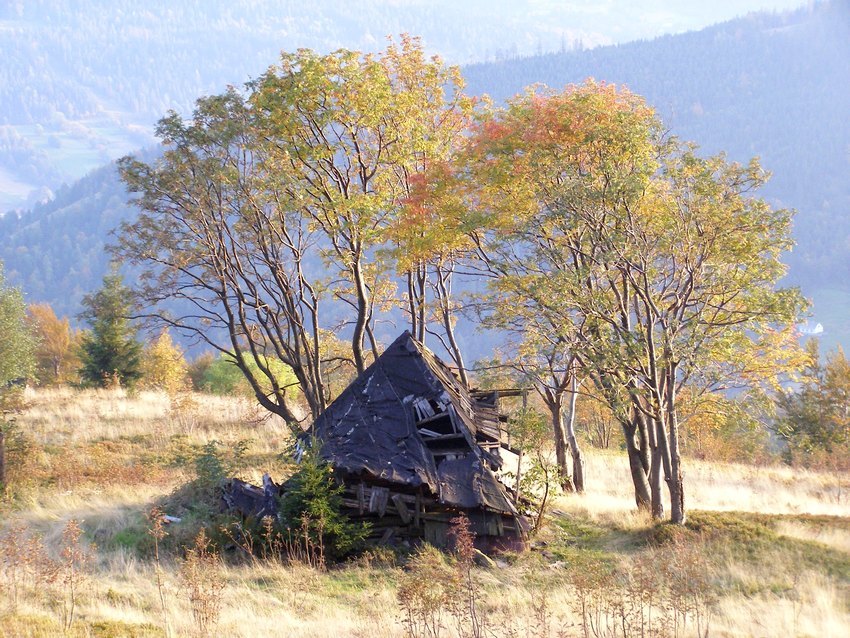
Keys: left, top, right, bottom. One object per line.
{"left": 0, "top": 388, "right": 847, "bottom": 637}
{"left": 555, "top": 448, "right": 850, "bottom": 521}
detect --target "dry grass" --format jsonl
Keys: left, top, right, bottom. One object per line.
{"left": 1, "top": 388, "right": 848, "bottom": 637}
{"left": 775, "top": 520, "right": 850, "bottom": 555}
{"left": 554, "top": 448, "right": 850, "bottom": 522}
{"left": 19, "top": 386, "right": 288, "bottom": 446}
{"left": 713, "top": 571, "right": 849, "bottom": 638}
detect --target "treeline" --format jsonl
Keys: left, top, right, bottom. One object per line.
{"left": 0, "top": 264, "right": 275, "bottom": 398}
{"left": 0, "top": 0, "right": 598, "bottom": 129}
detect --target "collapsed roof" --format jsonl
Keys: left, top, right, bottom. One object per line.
{"left": 310, "top": 331, "right": 523, "bottom": 520}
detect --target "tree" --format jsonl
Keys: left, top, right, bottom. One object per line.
{"left": 776, "top": 339, "right": 850, "bottom": 468}
{"left": 117, "top": 37, "right": 475, "bottom": 423}
{"left": 27, "top": 302, "right": 80, "bottom": 385}
{"left": 459, "top": 82, "right": 804, "bottom": 523}
{"left": 252, "top": 35, "right": 474, "bottom": 376}
{"left": 140, "top": 330, "right": 189, "bottom": 394}
{"left": 118, "top": 88, "right": 325, "bottom": 424}
{"left": 0, "top": 261, "right": 35, "bottom": 492}
{"left": 477, "top": 319, "right": 586, "bottom": 492}
{"left": 78, "top": 271, "right": 142, "bottom": 389}
{"left": 197, "top": 352, "right": 301, "bottom": 404}
{"left": 506, "top": 406, "right": 559, "bottom": 530}
{"left": 0, "top": 264, "right": 34, "bottom": 390}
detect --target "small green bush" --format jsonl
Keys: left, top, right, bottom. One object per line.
{"left": 196, "top": 353, "right": 298, "bottom": 397}
{"left": 278, "top": 443, "right": 369, "bottom": 565}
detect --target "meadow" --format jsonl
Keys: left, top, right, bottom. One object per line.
{"left": 1, "top": 387, "right": 848, "bottom": 637}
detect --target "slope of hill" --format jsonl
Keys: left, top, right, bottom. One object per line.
{"left": 0, "top": 0, "right": 804, "bottom": 211}
{"left": 463, "top": 1, "right": 850, "bottom": 348}
{"left": 1, "top": 2, "right": 848, "bottom": 348}
{"left": 2, "top": 387, "right": 849, "bottom": 636}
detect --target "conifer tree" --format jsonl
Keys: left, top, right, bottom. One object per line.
{"left": 78, "top": 271, "right": 142, "bottom": 388}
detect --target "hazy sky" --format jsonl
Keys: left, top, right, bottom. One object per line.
{"left": 448, "top": 0, "right": 813, "bottom": 55}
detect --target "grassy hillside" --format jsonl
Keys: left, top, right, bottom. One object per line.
{"left": 1, "top": 388, "right": 848, "bottom": 636}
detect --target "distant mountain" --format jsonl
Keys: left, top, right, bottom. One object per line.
{"left": 0, "top": 0, "right": 804, "bottom": 211}
{"left": 2, "top": 1, "right": 848, "bottom": 352}
{"left": 464, "top": 0, "right": 850, "bottom": 349}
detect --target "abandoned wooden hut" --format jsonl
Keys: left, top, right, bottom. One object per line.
{"left": 308, "top": 331, "right": 529, "bottom": 550}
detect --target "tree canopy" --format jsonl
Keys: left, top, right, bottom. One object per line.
{"left": 117, "top": 36, "right": 475, "bottom": 425}
{"left": 0, "top": 262, "right": 35, "bottom": 392}
{"left": 115, "top": 44, "right": 804, "bottom": 524}
{"left": 776, "top": 340, "right": 850, "bottom": 468}
{"left": 450, "top": 82, "right": 805, "bottom": 522}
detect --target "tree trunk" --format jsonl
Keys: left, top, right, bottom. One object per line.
{"left": 433, "top": 261, "right": 469, "bottom": 388}
{"left": 351, "top": 259, "right": 372, "bottom": 374}
{"left": 622, "top": 417, "right": 651, "bottom": 510}
{"left": 406, "top": 267, "right": 427, "bottom": 342}
{"left": 564, "top": 374, "right": 585, "bottom": 493}
{"left": 636, "top": 410, "right": 651, "bottom": 474}
{"left": 649, "top": 439, "right": 665, "bottom": 520}
{"left": 667, "top": 376, "right": 686, "bottom": 524}
{"left": 548, "top": 402, "right": 574, "bottom": 492}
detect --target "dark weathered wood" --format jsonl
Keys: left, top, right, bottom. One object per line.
{"left": 423, "top": 433, "right": 466, "bottom": 442}
{"left": 392, "top": 494, "right": 411, "bottom": 524}
{"left": 415, "top": 410, "right": 453, "bottom": 428}
{"left": 369, "top": 486, "right": 389, "bottom": 517}
{"left": 378, "top": 527, "right": 396, "bottom": 545}
{"left": 357, "top": 482, "right": 365, "bottom": 515}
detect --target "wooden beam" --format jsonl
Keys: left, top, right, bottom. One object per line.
{"left": 378, "top": 527, "right": 396, "bottom": 545}
{"left": 357, "top": 482, "right": 365, "bottom": 515}
{"left": 392, "top": 494, "right": 412, "bottom": 524}
{"left": 369, "top": 486, "right": 389, "bottom": 517}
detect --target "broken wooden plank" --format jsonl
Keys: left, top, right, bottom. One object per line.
{"left": 369, "top": 486, "right": 389, "bottom": 517}
{"left": 392, "top": 493, "right": 412, "bottom": 524}
{"left": 378, "top": 527, "right": 396, "bottom": 545}
{"left": 423, "top": 433, "right": 466, "bottom": 442}
{"left": 415, "top": 410, "right": 453, "bottom": 428}
{"left": 413, "top": 398, "right": 435, "bottom": 420}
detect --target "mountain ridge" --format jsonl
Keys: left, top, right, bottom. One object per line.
{"left": 2, "top": 2, "right": 848, "bottom": 353}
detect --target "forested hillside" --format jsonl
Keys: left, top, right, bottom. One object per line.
{"left": 1, "top": 1, "right": 848, "bottom": 348}
{"left": 463, "top": 1, "right": 850, "bottom": 349}
{"left": 0, "top": 0, "right": 802, "bottom": 211}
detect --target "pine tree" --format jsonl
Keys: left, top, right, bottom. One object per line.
{"left": 78, "top": 271, "right": 142, "bottom": 388}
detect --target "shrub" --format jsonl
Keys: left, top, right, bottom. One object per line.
{"left": 196, "top": 353, "right": 298, "bottom": 397}
{"left": 278, "top": 443, "right": 369, "bottom": 566}
{"left": 397, "top": 544, "right": 460, "bottom": 638}
{"left": 179, "top": 529, "right": 225, "bottom": 638}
